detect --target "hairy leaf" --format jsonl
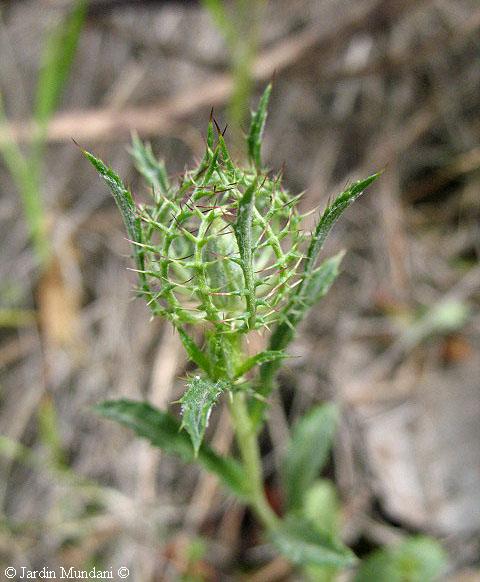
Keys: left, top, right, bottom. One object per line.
{"left": 247, "top": 83, "right": 271, "bottom": 169}
{"left": 305, "top": 174, "right": 380, "bottom": 273}
{"left": 233, "top": 180, "right": 257, "bottom": 327}
{"left": 271, "top": 515, "right": 356, "bottom": 569}
{"left": 96, "top": 399, "right": 247, "bottom": 498}
{"left": 130, "top": 133, "right": 170, "bottom": 196}
{"left": 180, "top": 376, "right": 227, "bottom": 455}
{"left": 83, "top": 152, "right": 139, "bottom": 245}
{"left": 355, "top": 536, "right": 447, "bottom": 582}
{"left": 282, "top": 403, "right": 339, "bottom": 511}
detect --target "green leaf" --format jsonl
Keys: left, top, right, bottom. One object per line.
{"left": 355, "top": 536, "right": 447, "bottom": 582}
{"left": 305, "top": 173, "right": 381, "bottom": 273}
{"left": 179, "top": 376, "right": 227, "bottom": 455}
{"left": 303, "top": 480, "right": 340, "bottom": 540}
{"left": 83, "top": 151, "right": 143, "bottom": 261}
{"left": 271, "top": 515, "right": 356, "bottom": 569}
{"left": 96, "top": 399, "right": 247, "bottom": 498}
{"left": 0, "top": 94, "right": 47, "bottom": 262}
{"left": 302, "top": 251, "right": 345, "bottom": 309}
{"left": 303, "top": 480, "right": 342, "bottom": 582}
{"left": 250, "top": 175, "right": 380, "bottom": 425}
{"left": 282, "top": 403, "right": 339, "bottom": 511}
{"left": 233, "top": 180, "right": 257, "bottom": 327}
{"left": 235, "top": 350, "right": 286, "bottom": 377}
{"left": 247, "top": 83, "right": 272, "bottom": 169}
{"left": 130, "top": 133, "right": 170, "bottom": 196}
{"left": 177, "top": 328, "right": 211, "bottom": 376}
{"left": 83, "top": 151, "right": 138, "bottom": 242}
{"left": 34, "top": 0, "right": 87, "bottom": 125}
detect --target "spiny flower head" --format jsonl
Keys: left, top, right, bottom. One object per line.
{"left": 84, "top": 84, "right": 380, "bottom": 341}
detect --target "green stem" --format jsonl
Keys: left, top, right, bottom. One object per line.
{"left": 229, "top": 391, "right": 278, "bottom": 529}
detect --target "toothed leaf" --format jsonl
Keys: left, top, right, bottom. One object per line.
{"left": 305, "top": 173, "right": 381, "bottom": 271}
{"left": 96, "top": 399, "right": 247, "bottom": 497}
{"left": 180, "top": 376, "right": 228, "bottom": 455}
{"left": 83, "top": 151, "right": 139, "bottom": 246}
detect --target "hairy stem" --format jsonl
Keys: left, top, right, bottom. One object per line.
{"left": 229, "top": 391, "right": 278, "bottom": 529}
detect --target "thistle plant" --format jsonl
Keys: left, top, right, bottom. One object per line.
{"left": 84, "top": 85, "right": 382, "bottom": 573}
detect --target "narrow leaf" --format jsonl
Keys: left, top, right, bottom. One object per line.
{"left": 235, "top": 350, "right": 286, "bottom": 377}
{"left": 96, "top": 399, "right": 247, "bottom": 498}
{"left": 130, "top": 133, "right": 170, "bottom": 196}
{"left": 233, "top": 180, "right": 257, "bottom": 327}
{"left": 282, "top": 403, "right": 339, "bottom": 511}
{"left": 247, "top": 83, "right": 272, "bottom": 169}
{"left": 301, "top": 251, "right": 345, "bottom": 310}
{"left": 180, "top": 376, "right": 227, "bottom": 455}
{"left": 34, "top": 0, "right": 87, "bottom": 125}
{"left": 0, "top": 94, "right": 47, "bottom": 262}
{"left": 83, "top": 151, "right": 138, "bottom": 242}
{"left": 305, "top": 173, "right": 381, "bottom": 272}
{"left": 271, "top": 515, "right": 356, "bottom": 569}
{"left": 177, "top": 328, "right": 211, "bottom": 375}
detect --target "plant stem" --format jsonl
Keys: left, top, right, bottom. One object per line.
{"left": 229, "top": 390, "right": 278, "bottom": 529}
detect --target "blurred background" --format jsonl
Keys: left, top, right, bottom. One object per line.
{"left": 0, "top": 0, "right": 479, "bottom": 579}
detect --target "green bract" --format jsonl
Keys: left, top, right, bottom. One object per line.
{"left": 132, "top": 133, "right": 304, "bottom": 335}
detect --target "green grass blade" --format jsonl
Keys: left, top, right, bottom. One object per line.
{"left": 0, "top": 94, "right": 49, "bottom": 263}
{"left": 202, "top": 0, "right": 235, "bottom": 41}
{"left": 247, "top": 83, "right": 271, "bottom": 169}
{"left": 282, "top": 403, "right": 339, "bottom": 511}
{"left": 96, "top": 399, "right": 248, "bottom": 498}
{"left": 34, "top": 0, "right": 87, "bottom": 126}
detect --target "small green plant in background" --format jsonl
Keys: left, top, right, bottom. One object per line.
{"left": 84, "top": 86, "right": 445, "bottom": 579}
{"left": 0, "top": 0, "right": 87, "bottom": 266}
{"left": 202, "top": 0, "right": 265, "bottom": 146}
